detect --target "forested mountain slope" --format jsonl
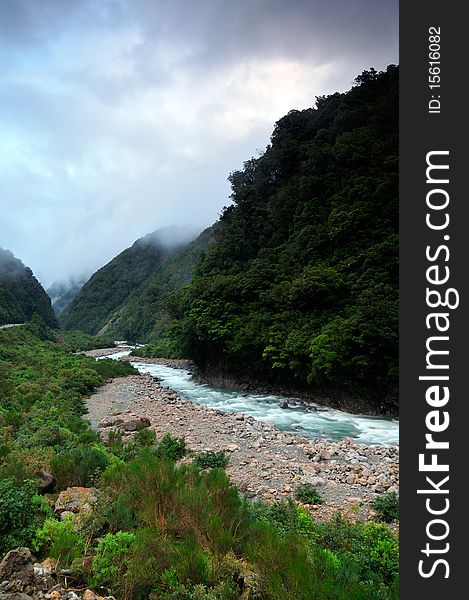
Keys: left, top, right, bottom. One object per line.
{"left": 60, "top": 227, "right": 200, "bottom": 334}
{"left": 59, "top": 231, "right": 181, "bottom": 334}
{"left": 0, "top": 247, "right": 58, "bottom": 327}
{"left": 103, "top": 225, "right": 218, "bottom": 342}
{"left": 169, "top": 66, "right": 398, "bottom": 412}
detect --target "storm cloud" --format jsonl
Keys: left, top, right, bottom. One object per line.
{"left": 0, "top": 0, "right": 398, "bottom": 286}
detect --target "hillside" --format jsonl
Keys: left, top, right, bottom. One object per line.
{"left": 60, "top": 226, "right": 200, "bottom": 334}
{"left": 0, "top": 247, "right": 58, "bottom": 327}
{"left": 102, "top": 224, "right": 218, "bottom": 343}
{"left": 166, "top": 66, "right": 398, "bottom": 412}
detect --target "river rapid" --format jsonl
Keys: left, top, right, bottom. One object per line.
{"left": 103, "top": 349, "right": 398, "bottom": 447}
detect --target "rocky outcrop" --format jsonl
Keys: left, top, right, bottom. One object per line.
{"left": 0, "top": 548, "right": 54, "bottom": 599}
{"left": 54, "top": 488, "right": 97, "bottom": 515}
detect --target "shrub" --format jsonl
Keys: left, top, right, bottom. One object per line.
{"left": 246, "top": 499, "right": 315, "bottom": 539}
{"left": 193, "top": 450, "right": 229, "bottom": 470}
{"left": 50, "top": 445, "right": 111, "bottom": 488}
{"left": 294, "top": 483, "right": 324, "bottom": 504}
{"left": 33, "top": 516, "right": 86, "bottom": 568}
{"left": 91, "top": 359, "right": 136, "bottom": 380}
{"left": 0, "top": 478, "right": 51, "bottom": 554}
{"left": 91, "top": 531, "right": 136, "bottom": 592}
{"left": 155, "top": 433, "right": 187, "bottom": 461}
{"left": 247, "top": 524, "right": 318, "bottom": 600}
{"left": 360, "top": 522, "right": 399, "bottom": 582}
{"left": 314, "top": 513, "right": 399, "bottom": 589}
{"left": 372, "top": 492, "right": 399, "bottom": 523}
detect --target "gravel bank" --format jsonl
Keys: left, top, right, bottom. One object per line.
{"left": 86, "top": 374, "right": 399, "bottom": 522}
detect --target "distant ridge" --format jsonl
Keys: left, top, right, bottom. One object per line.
{"left": 59, "top": 225, "right": 204, "bottom": 335}
{"left": 0, "top": 247, "right": 58, "bottom": 327}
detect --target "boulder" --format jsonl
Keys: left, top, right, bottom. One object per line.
{"left": 55, "top": 487, "right": 98, "bottom": 514}
{"left": 35, "top": 470, "right": 56, "bottom": 494}
{"left": 122, "top": 416, "right": 151, "bottom": 431}
{"left": 0, "top": 548, "right": 34, "bottom": 584}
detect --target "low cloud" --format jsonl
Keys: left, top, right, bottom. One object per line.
{"left": 0, "top": 0, "right": 398, "bottom": 286}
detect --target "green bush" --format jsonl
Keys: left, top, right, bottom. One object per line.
{"left": 314, "top": 514, "right": 399, "bottom": 588}
{"left": 0, "top": 478, "right": 51, "bottom": 554}
{"left": 33, "top": 516, "right": 86, "bottom": 568}
{"left": 372, "top": 491, "right": 399, "bottom": 523}
{"left": 294, "top": 482, "right": 324, "bottom": 504}
{"left": 247, "top": 523, "right": 318, "bottom": 600}
{"left": 193, "top": 450, "right": 229, "bottom": 470}
{"left": 50, "top": 445, "right": 111, "bottom": 488}
{"left": 246, "top": 499, "right": 315, "bottom": 539}
{"left": 91, "top": 531, "right": 136, "bottom": 591}
{"left": 155, "top": 433, "right": 187, "bottom": 461}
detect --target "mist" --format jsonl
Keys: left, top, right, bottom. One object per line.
{"left": 0, "top": 0, "right": 398, "bottom": 287}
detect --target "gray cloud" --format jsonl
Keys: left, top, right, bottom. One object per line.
{"left": 0, "top": 0, "right": 398, "bottom": 287}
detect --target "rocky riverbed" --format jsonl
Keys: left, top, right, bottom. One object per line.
{"left": 86, "top": 373, "right": 399, "bottom": 522}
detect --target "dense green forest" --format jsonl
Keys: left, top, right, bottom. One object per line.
{"left": 0, "top": 325, "right": 398, "bottom": 599}
{"left": 157, "top": 66, "right": 398, "bottom": 412}
{"left": 0, "top": 247, "right": 58, "bottom": 328}
{"left": 60, "top": 228, "right": 199, "bottom": 334}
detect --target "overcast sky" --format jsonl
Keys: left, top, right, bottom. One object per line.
{"left": 0, "top": 0, "right": 398, "bottom": 287}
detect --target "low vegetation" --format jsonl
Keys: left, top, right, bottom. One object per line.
{"left": 372, "top": 491, "right": 399, "bottom": 523}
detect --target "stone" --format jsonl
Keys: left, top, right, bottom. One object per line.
{"left": 49, "top": 592, "right": 61, "bottom": 600}
{"left": 55, "top": 487, "right": 98, "bottom": 514}
{"left": 35, "top": 471, "right": 56, "bottom": 494}
{"left": 226, "top": 444, "right": 239, "bottom": 452}
{"left": 308, "top": 477, "right": 326, "bottom": 487}
{"left": 122, "top": 416, "right": 151, "bottom": 431}
{"left": 40, "top": 558, "right": 56, "bottom": 572}
{"left": 82, "top": 591, "right": 98, "bottom": 600}
{"left": 0, "top": 549, "right": 34, "bottom": 585}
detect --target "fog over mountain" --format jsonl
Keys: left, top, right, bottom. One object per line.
{"left": 0, "top": 0, "right": 398, "bottom": 287}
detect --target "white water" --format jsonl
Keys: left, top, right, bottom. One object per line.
{"left": 102, "top": 348, "right": 398, "bottom": 446}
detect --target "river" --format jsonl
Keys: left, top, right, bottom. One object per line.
{"left": 103, "top": 349, "right": 398, "bottom": 446}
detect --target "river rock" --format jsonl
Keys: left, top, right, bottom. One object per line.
{"left": 308, "top": 477, "right": 326, "bottom": 487}
{"left": 122, "top": 416, "right": 151, "bottom": 431}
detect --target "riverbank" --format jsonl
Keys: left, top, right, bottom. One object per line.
{"left": 86, "top": 373, "right": 399, "bottom": 523}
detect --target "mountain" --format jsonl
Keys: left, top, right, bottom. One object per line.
{"left": 0, "top": 247, "right": 58, "bottom": 327}
{"left": 101, "top": 224, "right": 218, "bottom": 343}
{"left": 166, "top": 66, "right": 398, "bottom": 412}
{"left": 47, "top": 277, "right": 87, "bottom": 314}
{"left": 59, "top": 226, "right": 202, "bottom": 334}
